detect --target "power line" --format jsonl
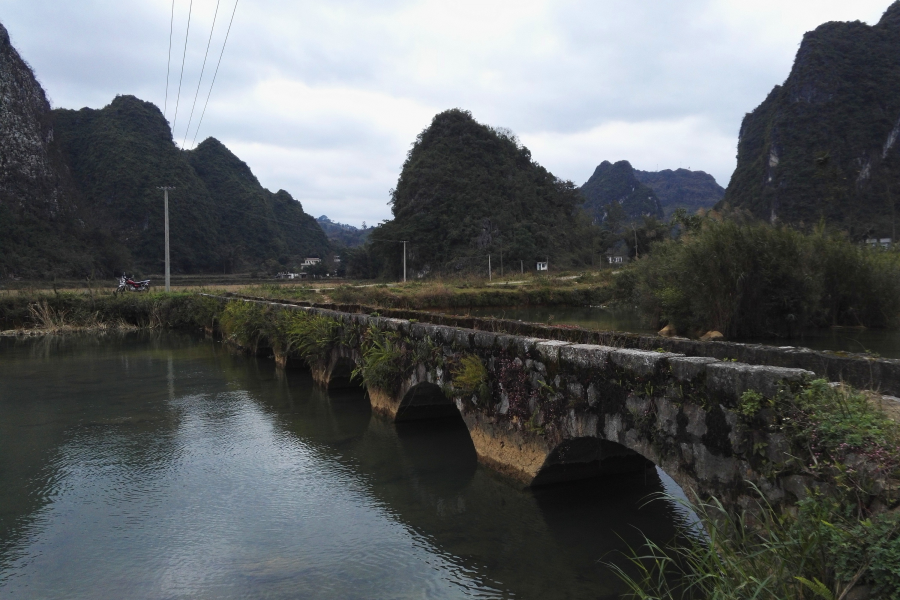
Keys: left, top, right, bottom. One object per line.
{"left": 163, "top": 0, "right": 175, "bottom": 119}
{"left": 181, "top": 0, "right": 222, "bottom": 148}
{"left": 190, "top": 0, "right": 239, "bottom": 148}
{"left": 171, "top": 0, "right": 194, "bottom": 136}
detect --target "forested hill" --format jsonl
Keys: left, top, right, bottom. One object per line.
{"left": 52, "top": 96, "right": 330, "bottom": 275}
{"left": 579, "top": 160, "right": 664, "bottom": 225}
{"left": 634, "top": 168, "right": 724, "bottom": 218}
{"left": 367, "top": 109, "right": 590, "bottom": 277}
{"left": 0, "top": 19, "right": 328, "bottom": 278}
{"left": 721, "top": 1, "right": 900, "bottom": 237}
{"left": 187, "top": 138, "right": 328, "bottom": 270}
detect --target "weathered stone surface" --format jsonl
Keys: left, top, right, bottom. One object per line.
{"left": 474, "top": 331, "right": 498, "bottom": 349}
{"left": 692, "top": 444, "right": 738, "bottom": 483}
{"left": 781, "top": 474, "right": 812, "bottom": 500}
{"left": 654, "top": 398, "right": 679, "bottom": 436}
{"left": 707, "top": 362, "right": 813, "bottom": 402}
{"left": 535, "top": 340, "right": 571, "bottom": 363}
{"left": 514, "top": 337, "right": 541, "bottom": 356}
{"left": 464, "top": 413, "right": 550, "bottom": 483}
{"left": 586, "top": 383, "right": 599, "bottom": 407}
{"left": 559, "top": 344, "right": 613, "bottom": 370}
{"left": 610, "top": 348, "right": 682, "bottom": 377}
{"left": 766, "top": 433, "right": 791, "bottom": 464}
{"left": 683, "top": 404, "right": 708, "bottom": 438}
{"left": 669, "top": 356, "right": 719, "bottom": 382}
{"left": 217, "top": 296, "right": 862, "bottom": 511}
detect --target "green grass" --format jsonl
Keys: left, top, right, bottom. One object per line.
{"left": 613, "top": 489, "right": 900, "bottom": 600}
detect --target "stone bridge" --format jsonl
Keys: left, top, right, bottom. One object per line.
{"left": 212, "top": 295, "right": 896, "bottom": 511}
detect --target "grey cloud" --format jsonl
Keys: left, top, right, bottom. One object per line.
{"left": 0, "top": 0, "right": 891, "bottom": 224}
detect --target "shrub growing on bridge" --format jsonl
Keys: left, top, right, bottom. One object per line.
{"left": 353, "top": 326, "right": 406, "bottom": 391}
{"left": 282, "top": 312, "right": 341, "bottom": 363}
{"left": 219, "top": 301, "right": 270, "bottom": 349}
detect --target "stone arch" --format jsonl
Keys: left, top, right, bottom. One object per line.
{"left": 394, "top": 382, "right": 461, "bottom": 422}
{"left": 531, "top": 437, "right": 655, "bottom": 487}
{"left": 325, "top": 356, "right": 359, "bottom": 389}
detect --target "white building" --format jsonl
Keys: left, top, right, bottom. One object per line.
{"left": 865, "top": 238, "right": 893, "bottom": 250}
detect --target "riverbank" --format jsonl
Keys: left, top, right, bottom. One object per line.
{"left": 0, "top": 274, "right": 615, "bottom": 332}
{"left": 0, "top": 292, "right": 220, "bottom": 333}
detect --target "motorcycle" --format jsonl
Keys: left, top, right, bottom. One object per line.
{"left": 115, "top": 275, "right": 151, "bottom": 294}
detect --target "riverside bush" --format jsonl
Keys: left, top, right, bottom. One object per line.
{"left": 0, "top": 292, "right": 222, "bottom": 331}
{"left": 614, "top": 491, "right": 900, "bottom": 600}
{"left": 619, "top": 379, "right": 900, "bottom": 599}
{"left": 622, "top": 221, "right": 900, "bottom": 338}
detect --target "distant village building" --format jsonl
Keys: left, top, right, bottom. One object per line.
{"left": 536, "top": 262, "right": 548, "bottom": 271}
{"left": 604, "top": 240, "right": 630, "bottom": 266}
{"left": 865, "top": 238, "right": 893, "bottom": 250}
{"left": 301, "top": 257, "right": 322, "bottom": 268}
{"left": 275, "top": 272, "right": 306, "bottom": 280}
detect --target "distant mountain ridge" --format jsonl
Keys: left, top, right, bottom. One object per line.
{"left": 634, "top": 168, "right": 724, "bottom": 218}
{"left": 51, "top": 95, "right": 329, "bottom": 275}
{"left": 721, "top": 1, "right": 900, "bottom": 236}
{"left": 316, "top": 215, "right": 371, "bottom": 247}
{"left": 578, "top": 161, "right": 664, "bottom": 225}
{"left": 0, "top": 20, "right": 329, "bottom": 278}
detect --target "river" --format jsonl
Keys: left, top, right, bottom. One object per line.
{"left": 0, "top": 332, "right": 692, "bottom": 599}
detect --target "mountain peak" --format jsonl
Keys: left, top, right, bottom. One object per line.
{"left": 579, "top": 160, "right": 663, "bottom": 225}
{"left": 879, "top": 1, "right": 900, "bottom": 28}
{"left": 722, "top": 6, "right": 900, "bottom": 235}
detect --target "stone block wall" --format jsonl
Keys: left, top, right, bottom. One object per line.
{"left": 221, "top": 297, "right": 844, "bottom": 512}
{"left": 238, "top": 295, "right": 900, "bottom": 396}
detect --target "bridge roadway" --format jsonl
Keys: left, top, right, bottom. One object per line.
{"left": 212, "top": 295, "right": 898, "bottom": 511}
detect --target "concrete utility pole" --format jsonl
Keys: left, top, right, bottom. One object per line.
{"left": 158, "top": 186, "right": 175, "bottom": 291}
{"left": 402, "top": 241, "right": 407, "bottom": 282}
{"left": 488, "top": 254, "right": 491, "bottom": 281}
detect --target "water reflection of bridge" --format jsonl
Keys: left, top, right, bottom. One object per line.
{"left": 264, "top": 366, "right": 688, "bottom": 599}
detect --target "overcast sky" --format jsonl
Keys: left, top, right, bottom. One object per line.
{"left": 0, "top": 1, "right": 893, "bottom": 225}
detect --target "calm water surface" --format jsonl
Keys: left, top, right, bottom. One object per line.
{"left": 0, "top": 333, "right": 690, "bottom": 599}
{"left": 454, "top": 306, "right": 900, "bottom": 359}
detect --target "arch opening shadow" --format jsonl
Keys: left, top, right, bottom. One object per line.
{"left": 328, "top": 356, "right": 361, "bottom": 389}
{"left": 395, "top": 382, "right": 461, "bottom": 422}
{"left": 531, "top": 437, "right": 654, "bottom": 487}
